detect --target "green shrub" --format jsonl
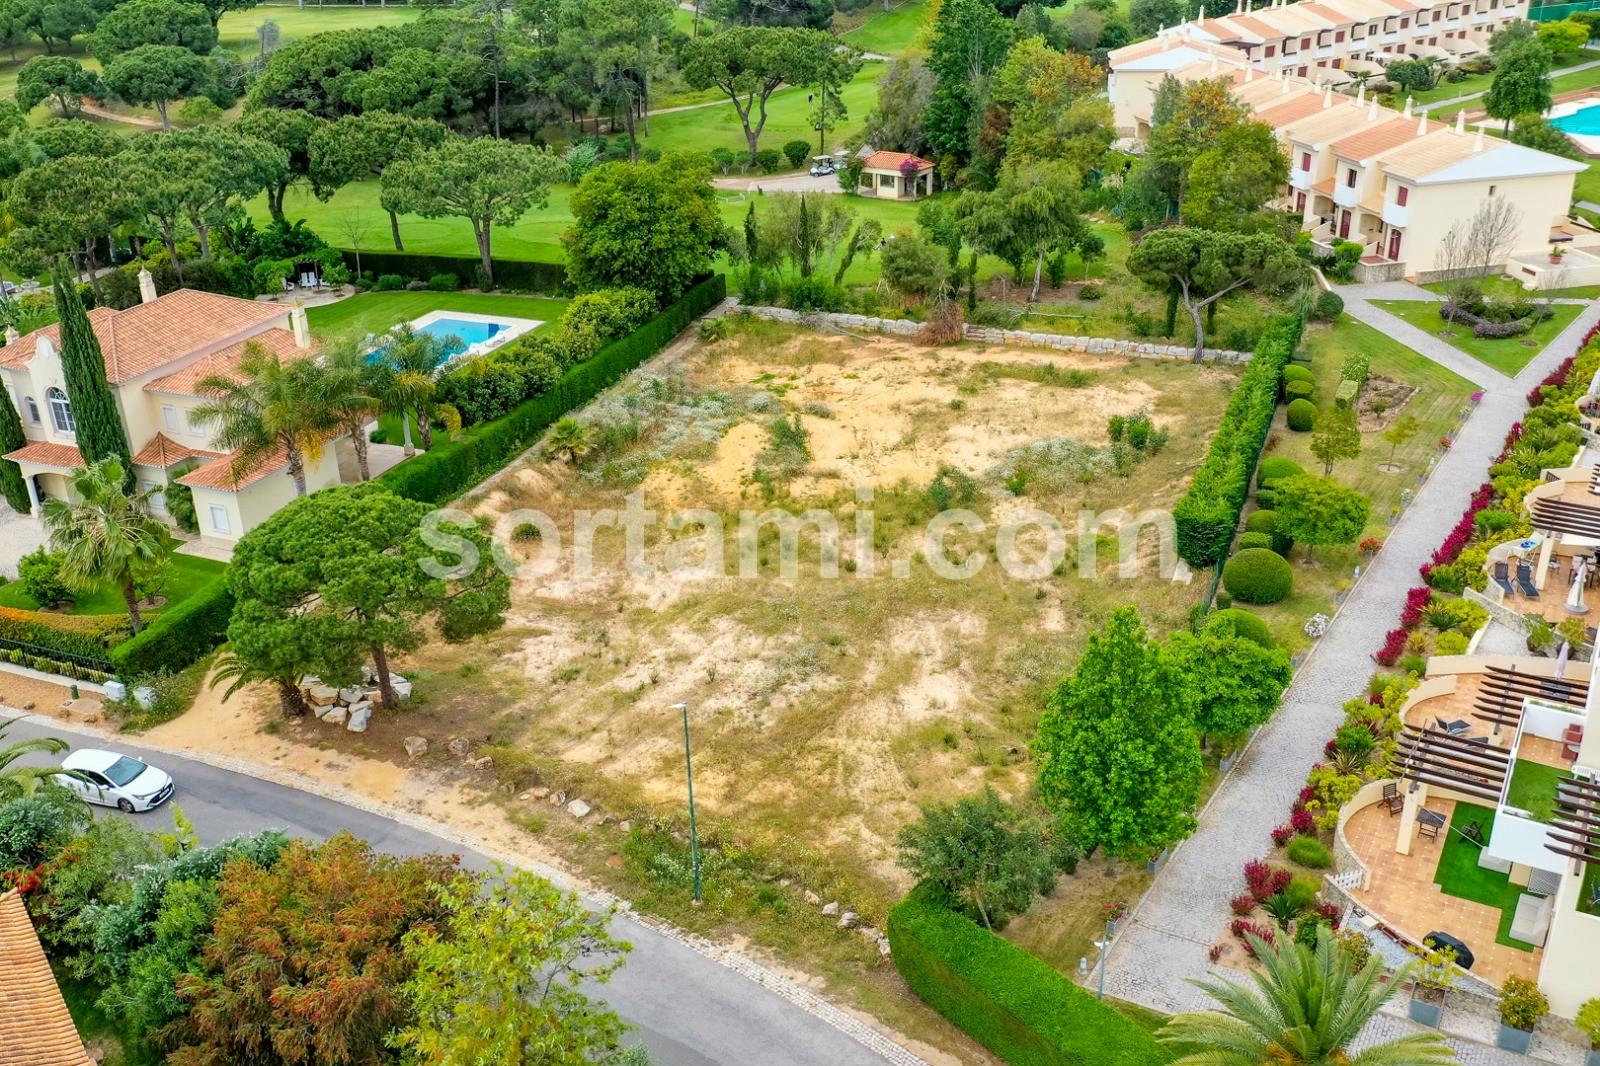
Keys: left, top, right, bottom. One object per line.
{"left": 1238, "top": 531, "right": 1274, "bottom": 552}
{"left": 1078, "top": 283, "right": 1102, "bottom": 301}
{"left": 1206, "top": 607, "right": 1275, "bottom": 648}
{"left": 1313, "top": 290, "right": 1344, "bottom": 321}
{"left": 1286, "top": 836, "right": 1332, "bottom": 868}
{"left": 0, "top": 606, "right": 126, "bottom": 663}
{"left": 1281, "top": 365, "right": 1315, "bottom": 386}
{"left": 1335, "top": 380, "right": 1359, "bottom": 408}
{"left": 888, "top": 892, "right": 1169, "bottom": 1066}
{"left": 784, "top": 274, "right": 846, "bottom": 312}
{"left": 1499, "top": 976, "right": 1549, "bottom": 1031}
{"left": 781, "top": 139, "right": 812, "bottom": 169}
{"left": 1287, "top": 398, "right": 1317, "bottom": 431}
{"left": 1285, "top": 380, "right": 1314, "bottom": 402}
{"left": 1173, "top": 314, "right": 1304, "bottom": 565}
{"left": 1222, "top": 547, "right": 1294, "bottom": 604}
{"left": 1244, "top": 508, "right": 1294, "bottom": 555}
{"left": 754, "top": 147, "right": 782, "bottom": 173}
{"left": 428, "top": 272, "right": 460, "bottom": 291}
{"left": 17, "top": 548, "right": 71, "bottom": 608}
{"left": 381, "top": 275, "right": 726, "bottom": 506}
{"left": 338, "top": 251, "right": 568, "bottom": 295}
{"left": 109, "top": 578, "right": 233, "bottom": 678}
{"left": 1256, "top": 457, "right": 1305, "bottom": 489}
{"left": 376, "top": 274, "right": 405, "bottom": 291}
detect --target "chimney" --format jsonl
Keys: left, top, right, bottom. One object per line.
{"left": 1474, "top": 126, "right": 1485, "bottom": 151}
{"left": 1403, "top": 96, "right": 1413, "bottom": 117}
{"left": 3, "top": 326, "right": 17, "bottom": 346}
{"left": 1368, "top": 100, "right": 1379, "bottom": 121}
{"left": 290, "top": 306, "right": 310, "bottom": 349}
{"left": 1417, "top": 108, "right": 1428, "bottom": 135}
{"left": 1455, "top": 110, "right": 1466, "bottom": 134}
{"left": 1356, "top": 83, "right": 1365, "bottom": 105}
{"left": 137, "top": 268, "right": 157, "bottom": 305}
{"left": 1323, "top": 85, "right": 1333, "bottom": 108}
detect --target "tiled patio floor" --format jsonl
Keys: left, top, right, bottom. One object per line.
{"left": 1345, "top": 800, "right": 1542, "bottom": 987}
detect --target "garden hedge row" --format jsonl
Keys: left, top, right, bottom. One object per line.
{"left": 1173, "top": 313, "right": 1305, "bottom": 565}
{"left": 339, "top": 251, "right": 569, "bottom": 295}
{"left": 0, "top": 606, "right": 126, "bottom": 663}
{"left": 888, "top": 894, "right": 1169, "bottom": 1066}
{"left": 109, "top": 578, "right": 233, "bottom": 678}
{"left": 379, "top": 274, "right": 726, "bottom": 506}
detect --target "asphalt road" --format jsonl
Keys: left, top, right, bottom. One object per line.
{"left": 1, "top": 711, "right": 913, "bottom": 1066}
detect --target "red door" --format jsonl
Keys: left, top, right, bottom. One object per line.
{"left": 1295, "top": 191, "right": 1306, "bottom": 213}
{"left": 1338, "top": 210, "right": 1351, "bottom": 239}
{"left": 1388, "top": 228, "right": 1402, "bottom": 260}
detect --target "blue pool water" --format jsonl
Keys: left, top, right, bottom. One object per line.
{"left": 1551, "top": 105, "right": 1600, "bottom": 136}
{"left": 370, "top": 317, "right": 510, "bottom": 363}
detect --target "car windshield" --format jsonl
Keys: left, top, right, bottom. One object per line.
{"left": 102, "top": 756, "right": 146, "bottom": 787}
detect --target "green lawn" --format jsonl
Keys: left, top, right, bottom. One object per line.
{"left": 838, "top": 0, "right": 930, "bottom": 54}
{"left": 638, "top": 61, "right": 883, "bottom": 156}
{"left": 59, "top": 973, "right": 160, "bottom": 1066}
{"left": 304, "top": 291, "right": 569, "bottom": 339}
{"left": 0, "top": 552, "right": 225, "bottom": 617}
{"left": 1245, "top": 314, "right": 1477, "bottom": 651}
{"left": 1370, "top": 299, "right": 1584, "bottom": 376}
{"left": 1422, "top": 276, "right": 1600, "bottom": 301}
{"left": 1505, "top": 758, "right": 1572, "bottom": 823}
{"left": 1432, "top": 802, "right": 1538, "bottom": 951}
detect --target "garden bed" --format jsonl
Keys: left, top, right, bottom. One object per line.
{"left": 1370, "top": 299, "right": 1583, "bottom": 376}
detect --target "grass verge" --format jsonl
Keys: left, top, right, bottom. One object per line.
{"left": 1370, "top": 299, "right": 1584, "bottom": 376}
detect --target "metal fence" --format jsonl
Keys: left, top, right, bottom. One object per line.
{"left": 0, "top": 635, "right": 115, "bottom": 680}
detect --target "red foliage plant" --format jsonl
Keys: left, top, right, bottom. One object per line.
{"left": 1290, "top": 808, "right": 1316, "bottom": 836}
{"left": 1230, "top": 893, "right": 1257, "bottom": 917}
{"left": 1375, "top": 627, "right": 1408, "bottom": 666}
{"left": 1271, "top": 824, "right": 1294, "bottom": 847}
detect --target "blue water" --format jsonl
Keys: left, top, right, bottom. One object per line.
{"left": 370, "top": 317, "right": 508, "bottom": 363}
{"left": 1552, "top": 105, "right": 1600, "bottom": 135}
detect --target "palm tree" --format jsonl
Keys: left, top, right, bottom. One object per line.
{"left": 318, "top": 338, "right": 380, "bottom": 481}
{"left": 41, "top": 458, "right": 170, "bottom": 635}
{"left": 545, "top": 417, "right": 594, "bottom": 464}
{"left": 0, "top": 719, "right": 75, "bottom": 801}
{"left": 210, "top": 649, "right": 311, "bottom": 720}
{"left": 368, "top": 325, "right": 451, "bottom": 456}
{"left": 1158, "top": 927, "right": 1455, "bottom": 1065}
{"left": 191, "top": 342, "right": 335, "bottom": 497}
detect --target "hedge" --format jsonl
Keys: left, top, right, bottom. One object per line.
{"left": 1173, "top": 313, "right": 1304, "bottom": 566}
{"left": 379, "top": 274, "right": 726, "bottom": 505}
{"left": 109, "top": 578, "right": 233, "bottom": 678}
{"left": 888, "top": 894, "right": 1169, "bottom": 1066}
{"left": 1222, "top": 547, "right": 1294, "bottom": 604}
{"left": 0, "top": 606, "right": 126, "bottom": 663}
{"left": 1286, "top": 398, "right": 1317, "bottom": 431}
{"left": 340, "top": 251, "right": 570, "bottom": 295}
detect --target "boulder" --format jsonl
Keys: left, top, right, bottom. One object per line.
{"left": 566, "top": 798, "right": 592, "bottom": 819}
{"left": 837, "top": 911, "right": 858, "bottom": 930}
{"left": 470, "top": 755, "right": 494, "bottom": 770}
{"left": 821, "top": 902, "right": 839, "bottom": 917}
{"left": 804, "top": 890, "right": 820, "bottom": 905}
{"left": 618, "top": 819, "right": 632, "bottom": 833}
{"left": 299, "top": 675, "right": 322, "bottom": 689}
{"left": 388, "top": 674, "right": 413, "bottom": 700}
{"left": 529, "top": 786, "right": 551, "bottom": 800}
{"left": 446, "top": 737, "right": 471, "bottom": 758}
{"left": 339, "top": 686, "right": 364, "bottom": 705}
{"left": 403, "top": 736, "right": 429, "bottom": 759}
{"left": 346, "top": 704, "right": 372, "bottom": 732}
{"left": 324, "top": 704, "right": 349, "bottom": 727}
{"left": 306, "top": 685, "right": 339, "bottom": 706}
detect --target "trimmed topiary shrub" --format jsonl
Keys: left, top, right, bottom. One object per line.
{"left": 1287, "top": 398, "right": 1317, "bottom": 432}
{"left": 1222, "top": 547, "right": 1294, "bottom": 604}
{"left": 1244, "top": 508, "right": 1294, "bottom": 555}
{"left": 1313, "top": 290, "right": 1344, "bottom": 321}
{"left": 1285, "top": 379, "right": 1314, "bottom": 402}
{"left": 1286, "top": 836, "right": 1333, "bottom": 868}
{"left": 109, "top": 578, "right": 232, "bottom": 677}
{"left": 1282, "top": 364, "right": 1315, "bottom": 386}
{"left": 1207, "top": 607, "right": 1275, "bottom": 648}
{"left": 1238, "top": 531, "right": 1274, "bottom": 552}
{"left": 1256, "top": 457, "right": 1305, "bottom": 489}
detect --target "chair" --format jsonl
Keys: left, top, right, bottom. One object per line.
{"left": 1516, "top": 563, "right": 1540, "bottom": 598}
{"left": 1435, "top": 718, "right": 1470, "bottom": 737}
{"left": 1417, "top": 812, "right": 1442, "bottom": 842}
{"left": 1492, "top": 562, "right": 1516, "bottom": 597}
{"left": 1382, "top": 782, "right": 1404, "bottom": 816}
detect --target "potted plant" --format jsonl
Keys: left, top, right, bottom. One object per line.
{"left": 1497, "top": 975, "right": 1549, "bottom": 1053}
{"left": 1527, "top": 618, "right": 1556, "bottom": 657}
{"left": 1576, "top": 997, "right": 1600, "bottom": 1066}
{"left": 1103, "top": 900, "right": 1128, "bottom": 934}
{"left": 1406, "top": 943, "right": 1456, "bottom": 1027}
{"left": 1551, "top": 245, "right": 1567, "bottom": 265}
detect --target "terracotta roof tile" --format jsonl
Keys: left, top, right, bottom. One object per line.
{"left": 176, "top": 429, "right": 338, "bottom": 493}
{"left": 130, "top": 433, "right": 225, "bottom": 469}
{"left": 1376, "top": 128, "right": 1478, "bottom": 180}
{"left": 3, "top": 441, "right": 85, "bottom": 470}
{"left": 862, "top": 150, "right": 933, "bottom": 171}
{"left": 0, "top": 891, "right": 93, "bottom": 1066}
{"left": 1330, "top": 116, "right": 1432, "bottom": 159}
{"left": 0, "top": 291, "right": 285, "bottom": 383}
{"left": 144, "top": 328, "right": 312, "bottom": 397}
{"left": 1255, "top": 92, "right": 1329, "bottom": 125}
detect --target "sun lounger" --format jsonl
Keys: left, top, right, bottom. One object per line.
{"left": 1492, "top": 562, "right": 1516, "bottom": 597}
{"left": 1516, "top": 564, "right": 1539, "bottom": 598}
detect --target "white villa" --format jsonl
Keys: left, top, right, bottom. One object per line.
{"left": 0, "top": 272, "right": 357, "bottom": 548}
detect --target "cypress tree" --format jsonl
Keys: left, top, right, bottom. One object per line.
{"left": 0, "top": 385, "right": 28, "bottom": 513}
{"left": 51, "top": 258, "right": 132, "bottom": 482}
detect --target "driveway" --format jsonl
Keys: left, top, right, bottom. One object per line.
{"left": 713, "top": 172, "right": 846, "bottom": 195}
{"left": 0, "top": 506, "right": 46, "bottom": 579}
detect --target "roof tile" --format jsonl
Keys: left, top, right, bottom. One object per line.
{"left": 0, "top": 890, "right": 94, "bottom": 1066}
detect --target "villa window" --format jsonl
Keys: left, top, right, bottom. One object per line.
{"left": 1346, "top": 168, "right": 1357, "bottom": 187}
{"left": 1336, "top": 30, "right": 1345, "bottom": 41}
{"left": 209, "top": 505, "right": 230, "bottom": 534}
{"left": 1397, "top": 185, "right": 1408, "bottom": 206}
{"left": 1301, "top": 151, "right": 1311, "bottom": 170}
{"left": 162, "top": 405, "right": 178, "bottom": 432}
{"left": 47, "top": 387, "right": 75, "bottom": 434}
{"left": 1301, "top": 36, "right": 1311, "bottom": 47}
{"left": 186, "top": 409, "right": 204, "bottom": 436}
{"left": 24, "top": 396, "right": 39, "bottom": 424}
{"left": 1265, "top": 44, "right": 1275, "bottom": 56}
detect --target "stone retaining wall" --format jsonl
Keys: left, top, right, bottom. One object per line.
{"left": 737, "top": 306, "right": 1254, "bottom": 364}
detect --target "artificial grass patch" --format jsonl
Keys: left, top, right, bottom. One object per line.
{"left": 1432, "top": 802, "right": 1537, "bottom": 952}
{"left": 1505, "top": 759, "right": 1573, "bottom": 823}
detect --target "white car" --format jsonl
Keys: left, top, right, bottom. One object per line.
{"left": 59, "top": 749, "right": 174, "bottom": 812}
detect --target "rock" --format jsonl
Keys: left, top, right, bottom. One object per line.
{"left": 804, "top": 890, "right": 820, "bottom": 905}
{"left": 132, "top": 686, "right": 158, "bottom": 710}
{"left": 529, "top": 786, "right": 551, "bottom": 800}
{"left": 306, "top": 685, "right": 339, "bottom": 706}
{"left": 62, "top": 697, "right": 103, "bottom": 722}
{"left": 821, "top": 902, "right": 839, "bottom": 917}
{"left": 19, "top": 701, "right": 34, "bottom": 711}
{"left": 403, "top": 736, "right": 429, "bottom": 758}
{"left": 778, "top": 878, "right": 792, "bottom": 887}
{"left": 606, "top": 854, "right": 623, "bottom": 869}
{"left": 550, "top": 790, "right": 567, "bottom": 806}
{"left": 346, "top": 705, "right": 371, "bottom": 732}
{"left": 388, "top": 674, "right": 413, "bottom": 700}
{"left": 838, "top": 911, "right": 858, "bottom": 930}
{"left": 878, "top": 939, "right": 892, "bottom": 957}
{"left": 566, "top": 798, "right": 592, "bottom": 819}
{"left": 339, "top": 686, "right": 364, "bottom": 705}
{"left": 471, "top": 755, "right": 494, "bottom": 770}
{"left": 299, "top": 675, "right": 322, "bottom": 688}
{"left": 618, "top": 819, "right": 632, "bottom": 833}
{"left": 446, "top": 737, "right": 471, "bottom": 757}
{"left": 324, "top": 704, "right": 349, "bottom": 727}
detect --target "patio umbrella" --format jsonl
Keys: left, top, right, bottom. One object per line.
{"left": 1556, "top": 640, "right": 1570, "bottom": 680}
{"left": 1569, "top": 559, "right": 1590, "bottom": 614}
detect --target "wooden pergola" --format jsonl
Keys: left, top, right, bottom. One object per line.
{"left": 1472, "top": 664, "right": 1588, "bottom": 732}
{"left": 1546, "top": 776, "right": 1600, "bottom": 869}
{"left": 1530, "top": 493, "right": 1600, "bottom": 540}
{"left": 1394, "top": 724, "right": 1510, "bottom": 803}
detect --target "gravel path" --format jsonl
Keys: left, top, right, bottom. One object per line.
{"left": 1100, "top": 299, "right": 1600, "bottom": 1063}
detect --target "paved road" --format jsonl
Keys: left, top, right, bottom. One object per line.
{"left": 0, "top": 711, "right": 919, "bottom": 1066}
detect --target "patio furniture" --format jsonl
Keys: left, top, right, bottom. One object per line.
{"left": 1515, "top": 563, "right": 1540, "bottom": 598}
{"left": 1382, "top": 782, "right": 1404, "bottom": 816}
{"left": 1509, "top": 893, "right": 1553, "bottom": 947}
{"left": 1492, "top": 562, "right": 1516, "bottom": 597}
{"left": 1416, "top": 808, "right": 1445, "bottom": 842}
{"left": 1434, "top": 717, "right": 1471, "bottom": 737}
{"left": 1565, "top": 723, "right": 1584, "bottom": 760}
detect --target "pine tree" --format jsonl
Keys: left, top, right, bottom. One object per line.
{"left": 0, "top": 385, "right": 29, "bottom": 513}
{"left": 51, "top": 258, "right": 131, "bottom": 481}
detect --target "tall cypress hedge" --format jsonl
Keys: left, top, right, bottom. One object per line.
{"left": 52, "top": 258, "right": 132, "bottom": 477}
{"left": 1173, "top": 313, "right": 1304, "bottom": 566}
{"left": 0, "top": 385, "right": 28, "bottom": 512}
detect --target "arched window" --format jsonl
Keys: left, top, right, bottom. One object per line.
{"left": 23, "top": 396, "right": 40, "bottom": 424}
{"left": 46, "top": 387, "right": 75, "bottom": 434}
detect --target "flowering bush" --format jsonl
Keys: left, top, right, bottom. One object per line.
{"left": 1271, "top": 825, "right": 1294, "bottom": 847}
{"left": 1375, "top": 627, "right": 1408, "bottom": 666}
{"left": 1316, "top": 901, "right": 1342, "bottom": 928}
{"left": 1244, "top": 859, "right": 1292, "bottom": 904}
{"left": 1103, "top": 900, "right": 1128, "bottom": 923}
{"left": 1399, "top": 587, "right": 1433, "bottom": 628}
{"left": 1439, "top": 435, "right": 1453, "bottom": 449}
{"left": 1360, "top": 537, "right": 1383, "bottom": 555}
{"left": 1230, "top": 892, "right": 1258, "bottom": 916}
{"left": 1290, "top": 808, "right": 1317, "bottom": 836}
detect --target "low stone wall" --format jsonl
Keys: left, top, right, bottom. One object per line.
{"left": 737, "top": 306, "right": 1254, "bottom": 364}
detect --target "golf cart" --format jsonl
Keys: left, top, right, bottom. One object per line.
{"left": 809, "top": 156, "right": 836, "bottom": 176}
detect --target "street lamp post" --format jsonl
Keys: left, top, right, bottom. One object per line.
{"left": 671, "top": 701, "right": 703, "bottom": 904}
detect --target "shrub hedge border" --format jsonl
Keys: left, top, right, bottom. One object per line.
{"left": 378, "top": 274, "right": 726, "bottom": 506}
{"left": 888, "top": 894, "right": 1169, "bottom": 1066}
{"left": 1174, "top": 313, "right": 1304, "bottom": 565}
{"left": 0, "top": 606, "right": 125, "bottom": 663}
{"left": 339, "top": 251, "right": 570, "bottom": 295}
{"left": 109, "top": 578, "right": 234, "bottom": 678}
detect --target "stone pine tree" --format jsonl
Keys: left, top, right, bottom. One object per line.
{"left": 0, "top": 386, "right": 29, "bottom": 512}
{"left": 1035, "top": 606, "right": 1204, "bottom": 861}
{"left": 51, "top": 259, "right": 131, "bottom": 480}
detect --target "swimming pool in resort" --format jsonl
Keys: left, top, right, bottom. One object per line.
{"left": 370, "top": 309, "right": 543, "bottom": 366}
{"left": 1551, "top": 104, "right": 1600, "bottom": 137}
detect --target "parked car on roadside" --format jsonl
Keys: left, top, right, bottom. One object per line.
{"left": 59, "top": 749, "right": 174, "bottom": 812}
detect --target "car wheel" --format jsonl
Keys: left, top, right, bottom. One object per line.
{"left": 116, "top": 799, "right": 134, "bottom": 813}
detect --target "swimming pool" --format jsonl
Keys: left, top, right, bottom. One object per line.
{"left": 369, "top": 309, "right": 543, "bottom": 368}
{"left": 416, "top": 316, "right": 507, "bottom": 354}
{"left": 1551, "top": 104, "right": 1600, "bottom": 136}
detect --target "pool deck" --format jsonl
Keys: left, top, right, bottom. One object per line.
{"left": 402, "top": 309, "right": 544, "bottom": 367}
